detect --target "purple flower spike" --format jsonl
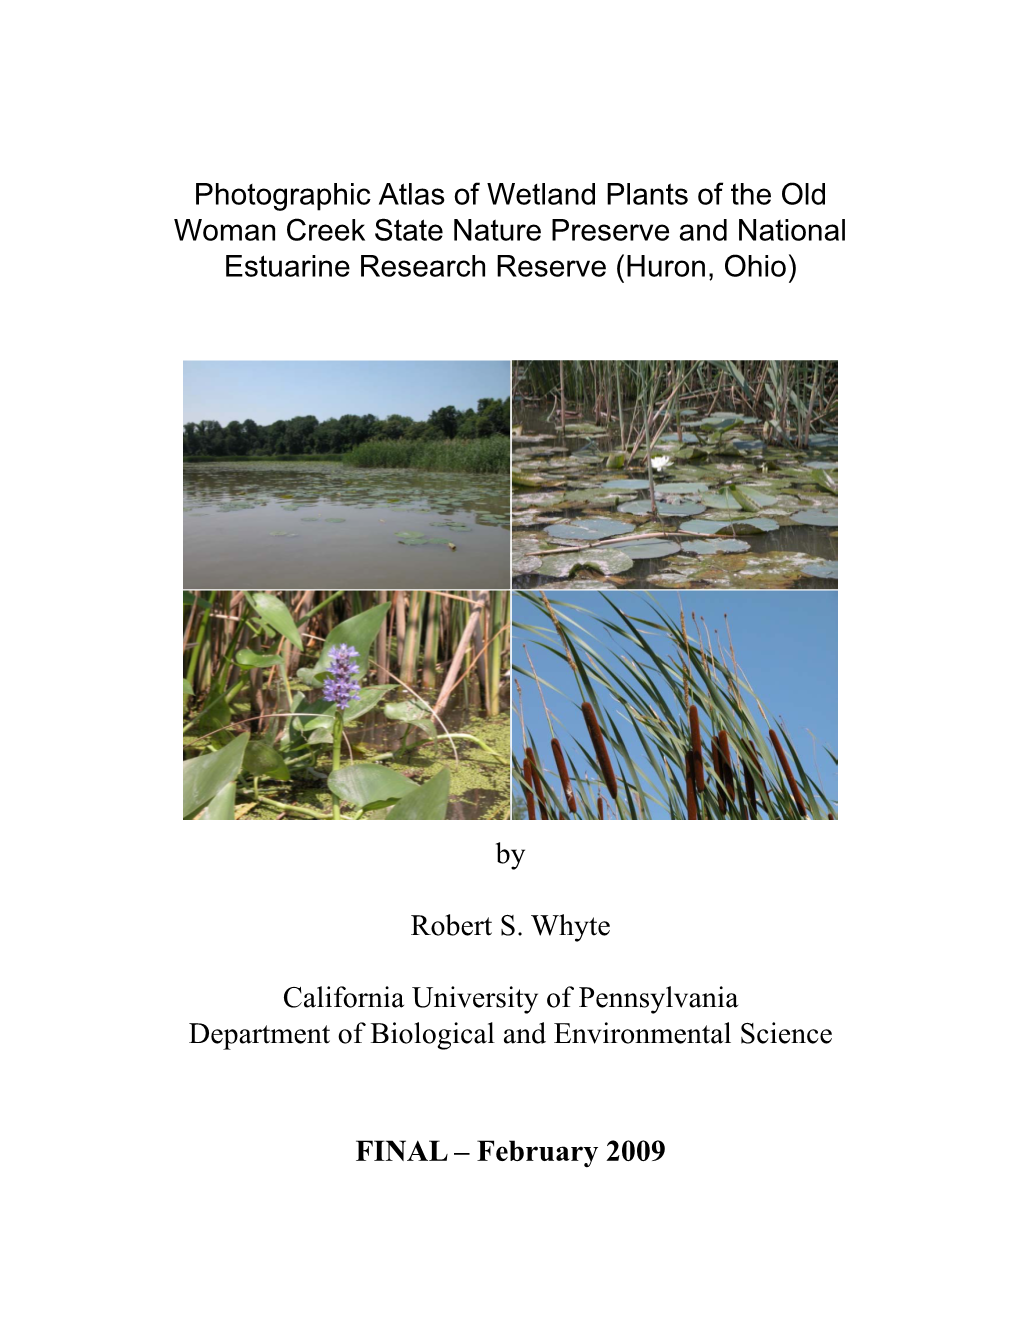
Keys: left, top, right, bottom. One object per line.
{"left": 322, "top": 643, "right": 361, "bottom": 710}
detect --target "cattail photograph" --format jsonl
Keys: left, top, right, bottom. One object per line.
{"left": 512, "top": 590, "right": 837, "bottom": 820}
{"left": 512, "top": 360, "right": 837, "bottom": 590}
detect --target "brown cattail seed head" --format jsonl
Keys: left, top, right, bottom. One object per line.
{"left": 769, "top": 728, "right": 807, "bottom": 817}
{"left": 526, "top": 747, "right": 550, "bottom": 820}
{"left": 550, "top": 738, "right": 577, "bottom": 814}
{"left": 521, "top": 756, "right": 536, "bottom": 820}
{"left": 685, "top": 751, "right": 698, "bottom": 820}
{"left": 581, "top": 701, "right": 618, "bottom": 800}
{"left": 688, "top": 705, "right": 705, "bottom": 791}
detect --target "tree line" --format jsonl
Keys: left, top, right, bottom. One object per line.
{"left": 183, "top": 398, "right": 511, "bottom": 457}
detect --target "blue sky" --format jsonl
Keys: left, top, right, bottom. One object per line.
{"left": 183, "top": 361, "right": 511, "bottom": 424}
{"left": 513, "top": 590, "right": 838, "bottom": 816}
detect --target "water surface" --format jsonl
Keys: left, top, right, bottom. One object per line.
{"left": 185, "top": 462, "right": 510, "bottom": 587}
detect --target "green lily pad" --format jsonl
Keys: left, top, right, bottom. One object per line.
{"left": 324, "top": 517, "right": 346, "bottom": 523}
{"left": 735, "top": 517, "right": 779, "bottom": 532}
{"left": 792, "top": 511, "right": 838, "bottom": 527}
{"left": 734, "top": 487, "right": 779, "bottom": 509}
{"left": 539, "top": 546, "right": 635, "bottom": 578}
{"left": 395, "top": 531, "right": 457, "bottom": 546}
{"left": 661, "top": 501, "right": 706, "bottom": 517}
{"left": 301, "top": 517, "right": 319, "bottom": 522}
{"left": 603, "top": 479, "right": 651, "bottom": 490}
{"left": 701, "top": 491, "right": 745, "bottom": 510}
{"left": 621, "top": 538, "right": 685, "bottom": 560}
{"left": 802, "top": 560, "right": 838, "bottom": 578}
{"left": 679, "top": 520, "right": 728, "bottom": 535}
{"left": 680, "top": 539, "right": 751, "bottom": 554}
{"left": 547, "top": 517, "right": 634, "bottom": 542}
{"left": 655, "top": 482, "right": 709, "bottom": 495}
{"left": 512, "top": 535, "right": 544, "bottom": 575}
{"left": 268, "top": 531, "right": 297, "bottom": 537}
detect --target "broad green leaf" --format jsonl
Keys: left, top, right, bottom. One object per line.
{"left": 386, "top": 769, "right": 451, "bottom": 820}
{"left": 195, "top": 781, "right": 236, "bottom": 820}
{"left": 183, "top": 678, "right": 193, "bottom": 696}
{"left": 383, "top": 699, "right": 434, "bottom": 733}
{"left": 342, "top": 684, "right": 397, "bottom": 724}
{"left": 242, "top": 739, "right": 291, "bottom": 781}
{"left": 328, "top": 763, "right": 417, "bottom": 810}
{"left": 235, "top": 648, "right": 284, "bottom": 669}
{"left": 183, "top": 733, "right": 250, "bottom": 818}
{"left": 250, "top": 593, "right": 303, "bottom": 650}
{"left": 314, "top": 603, "right": 391, "bottom": 678}
{"left": 192, "top": 693, "right": 232, "bottom": 743}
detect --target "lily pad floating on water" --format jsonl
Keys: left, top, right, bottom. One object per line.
{"left": 324, "top": 517, "right": 346, "bottom": 523}
{"left": 802, "top": 560, "right": 839, "bottom": 579}
{"left": 602, "top": 479, "right": 651, "bottom": 490}
{"left": 301, "top": 517, "right": 320, "bottom": 522}
{"left": 512, "top": 535, "right": 546, "bottom": 575}
{"left": 735, "top": 517, "right": 780, "bottom": 532}
{"left": 618, "top": 499, "right": 704, "bottom": 519}
{"left": 538, "top": 546, "right": 635, "bottom": 578}
{"left": 792, "top": 511, "right": 838, "bottom": 527}
{"left": 547, "top": 517, "right": 634, "bottom": 542}
{"left": 661, "top": 501, "right": 706, "bottom": 517}
{"left": 395, "top": 531, "right": 457, "bottom": 547}
{"left": 734, "top": 487, "right": 779, "bottom": 509}
{"left": 701, "top": 491, "right": 745, "bottom": 510}
{"left": 430, "top": 521, "right": 468, "bottom": 529}
{"left": 679, "top": 519, "right": 730, "bottom": 536}
{"left": 622, "top": 538, "right": 687, "bottom": 560}
{"left": 680, "top": 539, "right": 751, "bottom": 555}
{"left": 655, "top": 482, "right": 710, "bottom": 495}
{"left": 805, "top": 461, "right": 838, "bottom": 470}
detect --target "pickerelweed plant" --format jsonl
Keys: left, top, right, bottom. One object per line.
{"left": 512, "top": 591, "right": 837, "bottom": 821}
{"left": 323, "top": 644, "right": 361, "bottom": 819}
{"left": 184, "top": 591, "right": 516, "bottom": 820}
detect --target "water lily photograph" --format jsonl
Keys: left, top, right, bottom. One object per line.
{"left": 512, "top": 590, "right": 837, "bottom": 820}
{"left": 183, "top": 589, "right": 510, "bottom": 820}
{"left": 512, "top": 360, "right": 838, "bottom": 590}
{"left": 184, "top": 361, "right": 511, "bottom": 588}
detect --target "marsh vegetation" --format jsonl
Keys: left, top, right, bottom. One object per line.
{"left": 184, "top": 589, "right": 510, "bottom": 820}
{"left": 513, "top": 591, "right": 837, "bottom": 820}
{"left": 512, "top": 361, "right": 837, "bottom": 590}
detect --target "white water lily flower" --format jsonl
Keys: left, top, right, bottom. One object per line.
{"left": 650, "top": 455, "right": 672, "bottom": 471}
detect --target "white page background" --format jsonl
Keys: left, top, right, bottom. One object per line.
{"left": 6, "top": 2, "right": 1012, "bottom": 1316}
